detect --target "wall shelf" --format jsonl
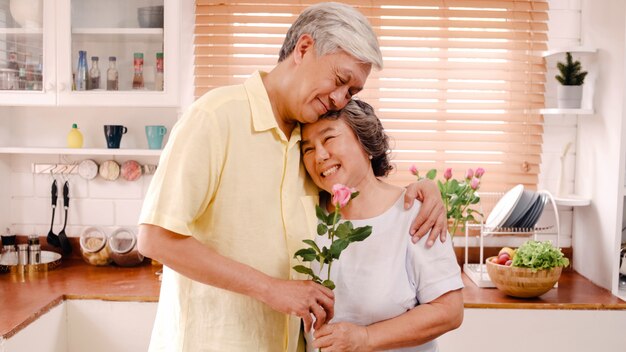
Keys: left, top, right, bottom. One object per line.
{"left": 542, "top": 47, "right": 598, "bottom": 58}
{"left": 540, "top": 108, "right": 594, "bottom": 115}
{"left": 554, "top": 195, "right": 591, "bottom": 207}
{"left": 0, "top": 147, "right": 161, "bottom": 157}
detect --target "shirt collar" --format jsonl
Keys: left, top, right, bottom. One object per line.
{"left": 244, "top": 71, "right": 277, "bottom": 133}
{"left": 243, "top": 71, "right": 302, "bottom": 144}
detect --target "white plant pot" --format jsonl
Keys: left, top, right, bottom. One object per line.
{"left": 9, "top": 0, "right": 42, "bottom": 29}
{"left": 557, "top": 85, "right": 583, "bottom": 109}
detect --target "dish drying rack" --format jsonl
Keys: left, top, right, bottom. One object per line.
{"left": 463, "top": 190, "right": 561, "bottom": 287}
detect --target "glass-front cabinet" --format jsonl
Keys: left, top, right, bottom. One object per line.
{"left": 0, "top": 0, "right": 55, "bottom": 104}
{"left": 0, "top": 0, "right": 178, "bottom": 106}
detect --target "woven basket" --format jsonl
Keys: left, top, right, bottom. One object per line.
{"left": 486, "top": 257, "right": 562, "bottom": 298}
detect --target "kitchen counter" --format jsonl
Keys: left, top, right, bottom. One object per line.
{"left": 1, "top": 259, "right": 625, "bottom": 339}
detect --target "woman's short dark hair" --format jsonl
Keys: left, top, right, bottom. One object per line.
{"left": 318, "top": 100, "right": 393, "bottom": 177}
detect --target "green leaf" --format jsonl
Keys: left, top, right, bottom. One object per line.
{"left": 315, "top": 205, "right": 326, "bottom": 222}
{"left": 292, "top": 265, "right": 315, "bottom": 277}
{"left": 350, "top": 191, "right": 360, "bottom": 200}
{"left": 329, "top": 239, "right": 349, "bottom": 259}
{"left": 426, "top": 169, "right": 437, "bottom": 180}
{"left": 317, "top": 223, "right": 328, "bottom": 236}
{"left": 302, "top": 239, "right": 321, "bottom": 253}
{"left": 322, "top": 279, "right": 336, "bottom": 290}
{"left": 321, "top": 247, "right": 331, "bottom": 264}
{"left": 335, "top": 222, "right": 352, "bottom": 239}
{"left": 347, "top": 226, "right": 372, "bottom": 242}
{"left": 294, "top": 248, "right": 317, "bottom": 262}
{"left": 325, "top": 211, "right": 339, "bottom": 226}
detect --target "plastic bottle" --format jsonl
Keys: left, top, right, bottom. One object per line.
{"left": 89, "top": 56, "right": 101, "bottom": 90}
{"left": 106, "top": 56, "right": 119, "bottom": 91}
{"left": 67, "top": 123, "right": 84, "bottom": 148}
{"left": 132, "top": 52, "right": 144, "bottom": 89}
{"left": 155, "top": 52, "right": 164, "bottom": 91}
{"left": 75, "top": 50, "right": 88, "bottom": 91}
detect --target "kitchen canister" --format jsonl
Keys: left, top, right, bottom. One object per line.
{"left": 108, "top": 227, "right": 144, "bottom": 267}
{"left": 79, "top": 227, "right": 112, "bottom": 266}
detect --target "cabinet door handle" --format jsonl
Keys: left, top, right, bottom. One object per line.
{"left": 46, "top": 82, "right": 56, "bottom": 91}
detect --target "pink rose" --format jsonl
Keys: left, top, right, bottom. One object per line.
{"left": 475, "top": 167, "right": 485, "bottom": 178}
{"left": 332, "top": 184, "right": 354, "bottom": 208}
{"left": 470, "top": 177, "right": 480, "bottom": 190}
{"left": 443, "top": 168, "right": 452, "bottom": 180}
{"left": 465, "top": 168, "right": 474, "bottom": 179}
{"left": 409, "top": 164, "right": 418, "bottom": 176}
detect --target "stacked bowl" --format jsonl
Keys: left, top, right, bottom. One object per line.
{"left": 138, "top": 5, "right": 164, "bottom": 28}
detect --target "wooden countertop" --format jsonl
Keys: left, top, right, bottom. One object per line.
{"left": 1, "top": 259, "right": 625, "bottom": 339}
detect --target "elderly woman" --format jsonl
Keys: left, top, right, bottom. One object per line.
{"left": 300, "top": 99, "right": 464, "bottom": 352}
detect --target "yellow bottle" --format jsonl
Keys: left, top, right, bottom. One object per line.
{"left": 67, "top": 123, "right": 84, "bottom": 148}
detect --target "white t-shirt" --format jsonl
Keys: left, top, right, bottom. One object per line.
{"left": 306, "top": 193, "right": 464, "bottom": 352}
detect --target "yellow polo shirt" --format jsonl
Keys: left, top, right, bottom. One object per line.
{"left": 140, "top": 71, "right": 319, "bottom": 352}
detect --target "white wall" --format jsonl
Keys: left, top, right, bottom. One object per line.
{"left": 570, "top": 0, "right": 626, "bottom": 292}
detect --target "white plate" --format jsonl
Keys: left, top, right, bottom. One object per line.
{"left": 504, "top": 190, "right": 539, "bottom": 228}
{"left": 485, "top": 184, "right": 524, "bottom": 229}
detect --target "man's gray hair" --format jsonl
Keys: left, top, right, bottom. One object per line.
{"left": 278, "top": 2, "right": 383, "bottom": 70}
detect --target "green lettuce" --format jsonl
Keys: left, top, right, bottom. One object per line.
{"left": 512, "top": 240, "right": 570, "bottom": 270}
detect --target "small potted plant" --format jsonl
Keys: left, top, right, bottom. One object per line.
{"left": 555, "top": 52, "right": 588, "bottom": 108}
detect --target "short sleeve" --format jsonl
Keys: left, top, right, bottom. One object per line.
{"left": 139, "top": 103, "right": 224, "bottom": 237}
{"left": 407, "top": 236, "right": 464, "bottom": 304}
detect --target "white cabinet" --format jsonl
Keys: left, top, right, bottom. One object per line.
{"left": 2, "top": 300, "right": 157, "bottom": 352}
{"left": 0, "top": 0, "right": 179, "bottom": 107}
{"left": 438, "top": 308, "right": 626, "bottom": 352}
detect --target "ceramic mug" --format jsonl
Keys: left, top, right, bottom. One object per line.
{"left": 103, "top": 125, "right": 128, "bottom": 149}
{"left": 145, "top": 125, "right": 167, "bottom": 149}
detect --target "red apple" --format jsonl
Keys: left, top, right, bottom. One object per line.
{"left": 497, "top": 253, "right": 510, "bottom": 265}
{"left": 505, "top": 259, "right": 513, "bottom": 266}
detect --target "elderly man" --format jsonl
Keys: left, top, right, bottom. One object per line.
{"left": 138, "top": 3, "right": 446, "bottom": 351}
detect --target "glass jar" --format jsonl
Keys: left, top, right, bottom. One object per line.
{"left": 79, "top": 227, "right": 112, "bottom": 266}
{"left": 108, "top": 228, "right": 144, "bottom": 267}
{"left": 0, "top": 68, "right": 19, "bottom": 90}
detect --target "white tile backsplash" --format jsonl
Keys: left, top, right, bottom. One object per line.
{"left": 114, "top": 200, "right": 144, "bottom": 227}
{"left": 88, "top": 177, "right": 144, "bottom": 199}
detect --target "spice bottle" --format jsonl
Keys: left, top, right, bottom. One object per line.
{"left": 106, "top": 56, "right": 119, "bottom": 91}
{"left": 89, "top": 56, "right": 101, "bottom": 90}
{"left": 79, "top": 227, "right": 112, "bottom": 266}
{"left": 75, "top": 50, "right": 88, "bottom": 91}
{"left": 155, "top": 52, "right": 164, "bottom": 91}
{"left": 67, "top": 123, "right": 84, "bottom": 148}
{"left": 108, "top": 228, "right": 144, "bottom": 267}
{"left": 28, "top": 235, "right": 41, "bottom": 264}
{"left": 17, "top": 244, "right": 29, "bottom": 265}
{"left": 132, "top": 52, "right": 144, "bottom": 89}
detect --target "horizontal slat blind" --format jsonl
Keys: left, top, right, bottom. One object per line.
{"left": 195, "top": 0, "right": 548, "bottom": 192}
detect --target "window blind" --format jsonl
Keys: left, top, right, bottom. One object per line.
{"left": 194, "top": 0, "right": 548, "bottom": 193}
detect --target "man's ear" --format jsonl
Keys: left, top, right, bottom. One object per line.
{"left": 293, "top": 34, "right": 315, "bottom": 65}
